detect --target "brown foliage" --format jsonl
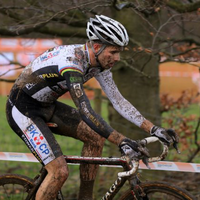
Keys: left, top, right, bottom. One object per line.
{"left": 160, "top": 90, "right": 200, "bottom": 159}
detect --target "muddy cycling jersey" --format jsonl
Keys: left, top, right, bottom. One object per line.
{"left": 14, "top": 44, "right": 145, "bottom": 138}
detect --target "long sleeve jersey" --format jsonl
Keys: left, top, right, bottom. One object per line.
{"left": 14, "top": 44, "right": 145, "bottom": 138}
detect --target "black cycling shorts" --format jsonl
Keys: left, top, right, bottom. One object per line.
{"left": 6, "top": 88, "right": 81, "bottom": 165}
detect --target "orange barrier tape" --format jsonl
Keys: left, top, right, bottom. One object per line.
{"left": 1, "top": 152, "right": 200, "bottom": 173}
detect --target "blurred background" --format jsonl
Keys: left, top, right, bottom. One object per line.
{"left": 0, "top": 0, "right": 200, "bottom": 199}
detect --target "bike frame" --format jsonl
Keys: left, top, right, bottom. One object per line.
{"left": 64, "top": 155, "right": 132, "bottom": 200}
{"left": 26, "top": 155, "right": 133, "bottom": 200}
{"left": 26, "top": 137, "right": 167, "bottom": 200}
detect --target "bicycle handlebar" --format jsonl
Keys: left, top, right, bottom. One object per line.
{"left": 144, "top": 136, "right": 168, "bottom": 163}
{"left": 118, "top": 136, "right": 168, "bottom": 178}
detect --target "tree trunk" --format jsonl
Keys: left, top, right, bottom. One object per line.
{"left": 108, "top": 9, "right": 161, "bottom": 153}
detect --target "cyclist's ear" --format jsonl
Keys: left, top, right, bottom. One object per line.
{"left": 92, "top": 42, "right": 102, "bottom": 52}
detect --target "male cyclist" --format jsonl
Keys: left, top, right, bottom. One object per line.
{"left": 6, "top": 15, "right": 178, "bottom": 200}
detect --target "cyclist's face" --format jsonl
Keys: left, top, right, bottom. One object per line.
{"left": 98, "top": 46, "right": 122, "bottom": 69}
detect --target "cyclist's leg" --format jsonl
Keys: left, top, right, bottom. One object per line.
{"left": 25, "top": 117, "right": 69, "bottom": 200}
{"left": 6, "top": 91, "right": 68, "bottom": 200}
{"left": 50, "top": 101, "right": 105, "bottom": 200}
{"left": 77, "top": 121, "right": 105, "bottom": 200}
{"left": 36, "top": 156, "right": 68, "bottom": 200}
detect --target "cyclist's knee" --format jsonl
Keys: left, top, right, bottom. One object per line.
{"left": 92, "top": 136, "right": 105, "bottom": 150}
{"left": 85, "top": 136, "right": 105, "bottom": 155}
{"left": 45, "top": 156, "right": 69, "bottom": 181}
{"left": 56, "top": 164, "right": 69, "bottom": 180}
{"left": 77, "top": 121, "right": 105, "bottom": 147}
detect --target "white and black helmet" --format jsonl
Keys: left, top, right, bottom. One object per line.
{"left": 86, "top": 15, "right": 129, "bottom": 47}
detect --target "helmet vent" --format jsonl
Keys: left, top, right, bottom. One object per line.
{"left": 86, "top": 15, "right": 129, "bottom": 46}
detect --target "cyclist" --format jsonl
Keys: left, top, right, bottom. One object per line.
{"left": 6, "top": 15, "right": 178, "bottom": 200}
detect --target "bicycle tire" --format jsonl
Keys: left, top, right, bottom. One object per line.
{"left": 119, "top": 181, "right": 196, "bottom": 200}
{"left": 0, "top": 174, "right": 34, "bottom": 200}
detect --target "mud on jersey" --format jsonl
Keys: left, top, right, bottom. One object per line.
{"left": 15, "top": 44, "right": 101, "bottom": 103}
{"left": 13, "top": 44, "right": 145, "bottom": 138}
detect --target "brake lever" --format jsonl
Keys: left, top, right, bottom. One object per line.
{"left": 142, "top": 156, "right": 150, "bottom": 169}
{"left": 173, "top": 142, "right": 181, "bottom": 154}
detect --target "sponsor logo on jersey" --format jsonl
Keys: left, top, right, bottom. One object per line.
{"left": 25, "top": 83, "right": 36, "bottom": 90}
{"left": 40, "top": 50, "right": 60, "bottom": 62}
{"left": 70, "top": 76, "right": 82, "bottom": 83}
{"left": 80, "top": 101, "right": 100, "bottom": 127}
{"left": 25, "top": 124, "right": 50, "bottom": 156}
{"left": 73, "top": 83, "right": 83, "bottom": 98}
{"left": 41, "top": 73, "right": 59, "bottom": 79}
{"left": 21, "top": 135, "right": 42, "bottom": 163}
{"left": 13, "top": 106, "right": 55, "bottom": 165}
{"left": 80, "top": 101, "right": 90, "bottom": 118}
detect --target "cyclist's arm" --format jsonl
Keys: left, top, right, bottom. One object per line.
{"left": 107, "top": 130, "right": 126, "bottom": 145}
{"left": 63, "top": 71, "right": 114, "bottom": 139}
{"left": 95, "top": 70, "right": 179, "bottom": 146}
{"left": 95, "top": 70, "right": 153, "bottom": 133}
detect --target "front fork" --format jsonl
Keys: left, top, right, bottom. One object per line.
{"left": 129, "top": 175, "right": 149, "bottom": 200}
{"left": 100, "top": 174, "right": 148, "bottom": 200}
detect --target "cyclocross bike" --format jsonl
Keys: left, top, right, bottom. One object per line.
{"left": 0, "top": 136, "right": 196, "bottom": 200}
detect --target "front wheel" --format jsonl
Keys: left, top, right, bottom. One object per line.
{"left": 0, "top": 174, "right": 34, "bottom": 199}
{"left": 119, "top": 181, "right": 196, "bottom": 200}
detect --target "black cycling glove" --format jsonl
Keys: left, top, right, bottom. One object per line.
{"left": 150, "top": 126, "right": 179, "bottom": 147}
{"left": 119, "top": 138, "right": 150, "bottom": 158}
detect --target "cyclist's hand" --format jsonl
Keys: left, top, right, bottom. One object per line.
{"left": 119, "top": 138, "right": 149, "bottom": 158}
{"left": 150, "top": 126, "right": 179, "bottom": 148}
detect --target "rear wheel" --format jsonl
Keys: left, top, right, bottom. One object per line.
{"left": 0, "top": 174, "right": 34, "bottom": 200}
{"left": 119, "top": 181, "right": 195, "bottom": 200}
